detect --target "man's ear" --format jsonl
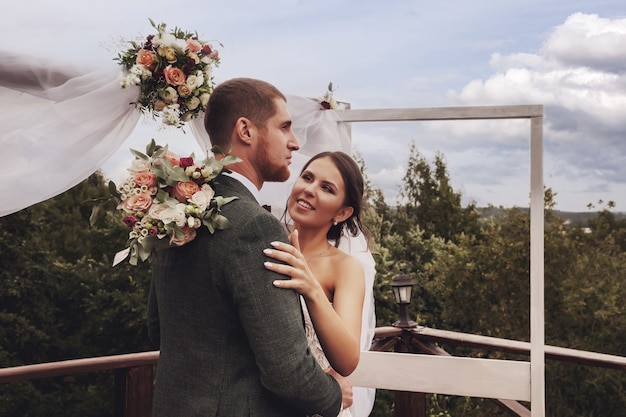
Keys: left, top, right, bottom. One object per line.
{"left": 235, "top": 117, "right": 253, "bottom": 144}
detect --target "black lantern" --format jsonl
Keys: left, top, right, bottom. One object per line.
{"left": 391, "top": 270, "right": 418, "bottom": 328}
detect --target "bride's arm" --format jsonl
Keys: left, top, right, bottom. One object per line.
{"left": 306, "top": 255, "right": 364, "bottom": 376}
{"left": 264, "top": 238, "right": 364, "bottom": 376}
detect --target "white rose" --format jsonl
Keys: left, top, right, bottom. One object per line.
{"left": 159, "top": 203, "right": 187, "bottom": 227}
{"left": 153, "top": 32, "right": 179, "bottom": 49}
{"left": 199, "top": 93, "right": 211, "bottom": 108}
{"left": 127, "top": 159, "right": 151, "bottom": 173}
{"left": 162, "top": 113, "right": 180, "bottom": 126}
{"left": 186, "top": 75, "right": 200, "bottom": 90}
{"left": 140, "top": 66, "right": 153, "bottom": 80}
{"left": 194, "top": 71, "right": 205, "bottom": 87}
{"left": 147, "top": 203, "right": 168, "bottom": 220}
{"left": 189, "top": 185, "right": 215, "bottom": 211}
{"left": 160, "top": 86, "right": 179, "bottom": 103}
{"left": 187, "top": 96, "right": 201, "bottom": 111}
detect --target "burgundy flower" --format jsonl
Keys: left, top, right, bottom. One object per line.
{"left": 122, "top": 215, "right": 138, "bottom": 228}
{"left": 149, "top": 226, "right": 159, "bottom": 236}
{"left": 180, "top": 157, "right": 194, "bottom": 168}
{"left": 201, "top": 44, "right": 213, "bottom": 55}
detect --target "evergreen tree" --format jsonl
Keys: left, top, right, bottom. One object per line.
{"left": 0, "top": 172, "right": 153, "bottom": 417}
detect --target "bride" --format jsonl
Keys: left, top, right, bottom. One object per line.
{"left": 263, "top": 150, "right": 370, "bottom": 417}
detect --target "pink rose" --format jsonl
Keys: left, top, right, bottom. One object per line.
{"left": 164, "top": 65, "right": 186, "bottom": 86}
{"left": 118, "top": 193, "right": 153, "bottom": 213}
{"left": 163, "top": 151, "right": 180, "bottom": 167}
{"left": 171, "top": 181, "right": 200, "bottom": 203}
{"left": 136, "top": 49, "right": 156, "bottom": 69}
{"left": 186, "top": 38, "right": 202, "bottom": 53}
{"left": 170, "top": 226, "right": 197, "bottom": 246}
{"left": 134, "top": 171, "right": 157, "bottom": 189}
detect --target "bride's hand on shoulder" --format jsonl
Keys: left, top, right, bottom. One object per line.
{"left": 263, "top": 231, "right": 321, "bottom": 298}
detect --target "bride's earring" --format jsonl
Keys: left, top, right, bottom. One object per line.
{"left": 333, "top": 219, "right": 338, "bottom": 226}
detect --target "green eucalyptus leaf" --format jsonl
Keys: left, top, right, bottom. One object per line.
{"left": 153, "top": 144, "right": 169, "bottom": 159}
{"left": 155, "top": 189, "right": 170, "bottom": 203}
{"left": 214, "top": 195, "right": 238, "bottom": 209}
{"left": 221, "top": 155, "right": 242, "bottom": 166}
{"left": 146, "top": 138, "right": 157, "bottom": 156}
{"left": 108, "top": 180, "right": 121, "bottom": 198}
{"left": 213, "top": 214, "right": 232, "bottom": 230}
{"left": 151, "top": 163, "right": 168, "bottom": 180}
{"left": 202, "top": 208, "right": 215, "bottom": 219}
{"left": 130, "top": 149, "right": 149, "bottom": 160}
{"left": 89, "top": 204, "right": 103, "bottom": 227}
{"left": 129, "top": 243, "right": 139, "bottom": 266}
{"left": 210, "top": 145, "right": 225, "bottom": 156}
{"left": 164, "top": 222, "right": 185, "bottom": 239}
{"left": 137, "top": 241, "right": 152, "bottom": 262}
{"left": 168, "top": 166, "right": 191, "bottom": 183}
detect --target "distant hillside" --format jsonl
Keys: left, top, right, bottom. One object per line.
{"left": 477, "top": 206, "right": 626, "bottom": 227}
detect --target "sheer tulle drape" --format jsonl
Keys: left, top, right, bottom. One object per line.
{"left": 0, "top": 50, "right": 140, "bottom": 217}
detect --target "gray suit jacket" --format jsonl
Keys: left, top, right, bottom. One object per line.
{"left": 148, "top": 174, "right": 342, "bottom": 417}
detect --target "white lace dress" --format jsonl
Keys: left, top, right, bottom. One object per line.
{"left": 301, "top": 297, "right": 352, "bottom": 417}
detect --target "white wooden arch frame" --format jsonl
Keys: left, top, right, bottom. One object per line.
{"left": 338, "top": 105, "right": 545, "bottom": 417}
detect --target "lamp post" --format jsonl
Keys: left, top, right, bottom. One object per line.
{"left": 391, "top": 270, "right": 418, "bottom": 328}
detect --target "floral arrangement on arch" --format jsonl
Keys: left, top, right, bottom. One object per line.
{"left": 319, "top": 82, "right": 338, "bottom": 110}
{"left": 92, "top": 139, "right": 240, "bottom": 266}
{"left": 116, "top": 19, "right": 221, "bottom": 128}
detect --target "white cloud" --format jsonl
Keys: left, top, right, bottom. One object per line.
{"left": 444, "top": 12, "right": 626, "bottom": 210}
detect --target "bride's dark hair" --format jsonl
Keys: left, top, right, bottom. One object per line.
{"left": 298, "top": 151, "right": 371, "bottom": 248}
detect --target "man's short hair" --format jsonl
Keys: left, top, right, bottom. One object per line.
{"left": 204, "top": 78, "right": 286, "bottom": 149}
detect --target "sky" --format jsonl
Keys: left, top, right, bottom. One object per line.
{"left": 3, "top": 0, "right": 626, "bottom": 212}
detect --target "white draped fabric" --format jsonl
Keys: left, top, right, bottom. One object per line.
{"left": 0, "top": 49, "right": 376, "bottom": 416}
{"left": 0, "top": 50, "right": 140, "bottom": 217}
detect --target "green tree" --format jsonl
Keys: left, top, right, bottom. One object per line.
{"left": 0, "top": 172, "right": 153, "bottom": 417}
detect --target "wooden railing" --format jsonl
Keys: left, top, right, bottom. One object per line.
{"left": 1, "top": 326, "right": 625, "bottom": 417}
{"left": 0, "top": 351, "right": 159, "bottom": 417}
{"left": 365, "top": 327, "right": 626, "bottom": 417}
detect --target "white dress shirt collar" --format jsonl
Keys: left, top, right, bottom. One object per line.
{"left": 222, "top": 171, "right": 261, "bottom": 203}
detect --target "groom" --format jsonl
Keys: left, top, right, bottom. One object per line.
{"left": 148, "top": 77, "right": 345, "bottom": 416}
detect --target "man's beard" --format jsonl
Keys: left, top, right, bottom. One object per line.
{"left": 257, "top": 136, "right": 290, "bottom": 183}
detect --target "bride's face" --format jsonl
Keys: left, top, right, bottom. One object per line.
{"left": 288, "top": 157, "right": 350, "bottom": 229}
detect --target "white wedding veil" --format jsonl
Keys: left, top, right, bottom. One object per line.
{"left": 194, "top": 96, "right": 377, "bottom": 417}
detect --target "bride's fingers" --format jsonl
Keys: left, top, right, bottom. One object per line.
{"left": 264, "top": 262, "right": 304, "bottom": 288}
{"left": 270, "top": 241, "right": 298, "bottom": 255}
{"left": 263, "top": 248, "right": 299, "bottom": 265}
{"left": 290, "top": 229, "right": 302, "bottom": 253}
{"left": 272, "top": 278, "right": 300, "bottom": 290}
